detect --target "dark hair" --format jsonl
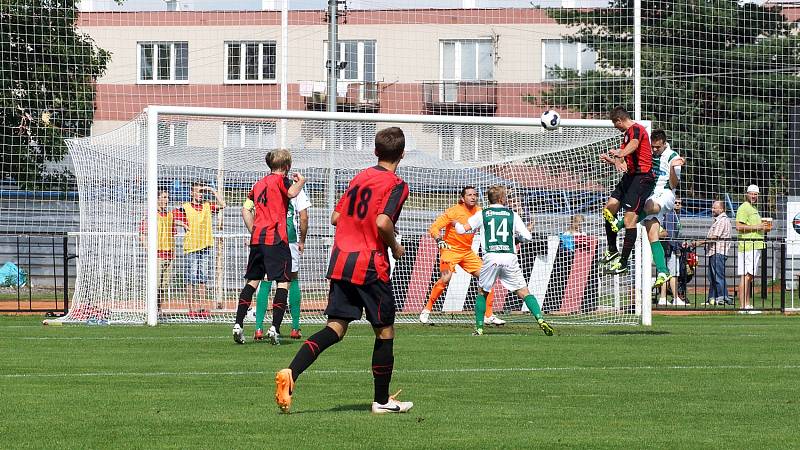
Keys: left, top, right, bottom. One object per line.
{"left": 609, "top": 106, "right": 631, "bottom": 122}
{"left": 651, "top": 129, "right": 667, "bottom": 143}
{"left": 191, "top": 181, "right": 203, "bottom": 190}
{"left": 460, "top": 186, "right": 476, "bottom": 198}
{"left": 375, "top": 127, "right": 405, "bottom": 162}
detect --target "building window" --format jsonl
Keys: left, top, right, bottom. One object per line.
{"left": 542, "top": 39, "right": 597, "bottom": 81}
{"left": 225, "top": 41, "right": 277, "bottom": 83}
{"left": 138, "top": 42, "right": 188, "bottom": 83}
{"left": 323, "top": 40, "right": 376, "bottom": 83}
{"left": 336, "top": 122, "right": 376, "bottom": 152}
{"left": 158, "top": 121, "right": 188, "bottom": 147}
{"left": 441, "top": 40, "right": 494, "bottom": 82}
{"left": 223, "top": 122, "right": 277, "bottom": 148}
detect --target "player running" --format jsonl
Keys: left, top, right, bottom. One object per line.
{"left": 419, "top": 186, "right": 501, "bottom": 326}
{"left": 275, "top": 127, "right": 413, "bottom": 414}
{"left": 608, "top": 129, "right": 685, "bottom": 288}
{"left": 599, "top": 106, "right": 655, "bottom": 275}
{"left": 454, "top": 185, "right": 554, "bottom": 337}
{"left": 232, "top": 149, "right": 305, "bottom": 345}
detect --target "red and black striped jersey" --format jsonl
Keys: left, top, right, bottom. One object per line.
{"left": 621, "top": 123, "right": 653, "bottom": 175}
{"left": 327, "top": 165, "right": 409, "bottom": 285}
{"left": 248, "top": 173, "right": 293, "bottom": 245}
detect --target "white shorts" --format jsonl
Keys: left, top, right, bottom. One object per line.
{"left": 643, "top": 189, "right": 675, "bottom": 225}
{"left": 478, "top": 254, "right": 527, "bottom": 292}
{"left": 290, "top": 242, "right": 301, "bottom": 273}
{"left": 667, "top": 253, "right": 678, "bottom": 275}
{"left": 737, "top": 250, "right": 761, "bottom": 276}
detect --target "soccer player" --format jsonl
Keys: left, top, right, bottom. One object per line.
{"left": 609, "top": 130, "right": 685, "bottom": 288}
{"left": 419, "top": 186, "right": 501, "bottom": 326}
{"left": 244, "top": 184, "right": 311, "bottom": 341}
{"left": 275, "top": 127, "right": 413, "bottom": 414}
{"left": 454, "top": 185, "right": 554, "bottom": 337}
{"left": 599, "top": 106, "right": 655, "bottom": 275}
{"left": 175, "top": 182, "right": 226, "bottom": 318}
{"left": 232, "top": 149, "right": 306, "bottom": 345}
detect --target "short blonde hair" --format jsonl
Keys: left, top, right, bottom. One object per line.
{"left": 265, "top": 148, "right": 292, "bottom": 171}
{"left": 487, "top": 185, "right": 507, "bottom": 204}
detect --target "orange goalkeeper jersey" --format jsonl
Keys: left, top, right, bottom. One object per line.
{"left": 429, "top": 203, "right": 480, "bottom": 253}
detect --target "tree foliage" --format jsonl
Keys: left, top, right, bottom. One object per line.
{"left": 0, "top": 0, "right": 110, "bottom": 190}
{"left": 537, "top": 0, "right": 800, "bottom": 199}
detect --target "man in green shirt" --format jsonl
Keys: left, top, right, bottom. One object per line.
{"left": 735, "top": 184, "right": 769, "bottom": 312}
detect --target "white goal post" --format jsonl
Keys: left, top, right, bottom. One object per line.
{"left": 58, "top": 106, "right": 652, "bottom": 326}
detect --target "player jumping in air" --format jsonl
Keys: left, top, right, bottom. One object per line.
{"left": 599, "top": 106, "right": 655, "bottom": 275}
{"left": 275, "top": 127, "right": 413, "bottom": 414}
{"left": 419, "top": 186, "right": 502, "bottom": 326}
{"left": 454, "top": 185, "right": 554, "bottom": 337}
{"left": 608, "top": 129, "right": 685, "bottom": 288}
{"left": 232, "top": 149, "right": 306, "bottom": 345}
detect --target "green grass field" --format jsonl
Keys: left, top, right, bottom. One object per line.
{"left": 2, "top": 315, "right": 800, "bottom": 449}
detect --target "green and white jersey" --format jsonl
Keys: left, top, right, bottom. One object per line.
{"left": 466, "top": 204, "right": 532, "bottom": 255}
{"left": 287, "top": 189, "right": 311, "bottom": 244}
{"left": 653, "top": 143, "right": 680, "bottom": 192}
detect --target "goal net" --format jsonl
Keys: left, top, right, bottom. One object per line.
{"left": 57, "top": 107, "right": 649, "bottom": 326}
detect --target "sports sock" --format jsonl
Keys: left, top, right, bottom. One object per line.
{"left": 650, "top": 241, "right": 669, "bottom": 275}
{"left": 484, "top": 290, "right": 495, "bottom": 318}
{"left": 619, "top": 226, "right": 638, "bottom": 266}
{"left": 474, "top": 294, "right": 486, "bottom": 329}
{"left": 271, "top": 287, "right": 288, "bottom": 333}
{"left": 255, "top": 280, "right": 271, "bottom": 330}
{"left": 615, "top": 216, "right": 624, "bottom": 231}
{"left": 523, "top": 294, "right": 543, "bottom": 321}
{"left": 289, "top": 279, "right": 301, "bottom": 330}
{"left": 604, "top": 221, "right": 619, "bottom": 254}
{"left": 424, "top": 280, "right": 446, "bottom": 311}
{"left": 235, "top": 284, "right": 256, "bottom": 326}
{"left": 288, "top": 326, "right": 340, "bottom": 381}
{"left": 372, "top": 338, "right": 394, "bottom": 404}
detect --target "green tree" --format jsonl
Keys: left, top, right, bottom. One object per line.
{"left": 536, "top": 0, "right": 800, "bottom": 201}
{"left": 0, "top": 0, "right": 110, "bottom": 191}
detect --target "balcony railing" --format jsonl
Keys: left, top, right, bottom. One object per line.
{"left": 301, "top": 81, "right": 380, "bottom": 113}
{"left": 422, "top": 80, "right": 498, "bottom": 116}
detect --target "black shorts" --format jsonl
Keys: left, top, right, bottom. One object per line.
{"left": 324, "top": 279, "right": 396, "bottom": 328}
{"left": 244, "top": 243, "right": 290, "bottom": 282}
{"left": 610, "top": 173, "right": 655, "bottom": 214}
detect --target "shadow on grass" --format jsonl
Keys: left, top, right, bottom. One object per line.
{"left": 287, "top": 403, "right": 370, "bottom": 415}
{"left": 602, "top": 330, "right": 671, "bottom": 336}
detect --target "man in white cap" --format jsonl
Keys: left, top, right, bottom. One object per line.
{"left": 735, "top": 184, "right": 769, "bottom": 312}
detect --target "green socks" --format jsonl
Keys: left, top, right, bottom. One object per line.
{"left": 255, "top": 279, "right": 302, "bottom": 331}
{"left": 615, "top": 210, "right": 648, "bottom": 231}
{"left": 289, "top": 278, "right": 301, "bottom": 330}
{"left": 524, "top": 294, "right": 543, "bottom": 321}
{"left": 474, "top": 294, "right": 486, "bottom": 329}
{"left": 255, "top": 281, "right": 271, "bottom": 330}
{"left": 650, "top": 241, "right": 669, "bottom": 275}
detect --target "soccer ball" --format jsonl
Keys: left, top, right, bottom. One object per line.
{"left": 540, "top": 110, "right": 561, "bottom": 131}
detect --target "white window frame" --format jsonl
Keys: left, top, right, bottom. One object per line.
{"left": 541, "top": 39, "right": 598, "bottom": 81}
{"left": 222, "top": 122, "right": 277, "bottom": 148}
{"left": 137, "top": 41, "right": 188, "bottom": 84}
{"left": 158, "top": 121, "right": 188, "bottom": 147}
{"left": 439, "top": 39, "right": 494, "bottom": 82}
{"left": 224, "top": 41, "right": 278, "bottom": 84}
{"left": 323, "top": 40, "right": 377, "bottom": 82}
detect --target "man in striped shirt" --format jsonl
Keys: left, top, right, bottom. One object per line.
{"left": 696, "top": 200, "right": 732, "bottom": 305}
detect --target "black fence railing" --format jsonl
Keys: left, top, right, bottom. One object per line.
{"left": 652, "top": 237, "right": 787, "bottom": 312}
{"left": 0, "top": 234, "right": 74, "bottom": 314}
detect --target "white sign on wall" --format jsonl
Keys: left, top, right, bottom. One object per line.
{"left": 786, "top": 198, "right": 800, "bottom": 256}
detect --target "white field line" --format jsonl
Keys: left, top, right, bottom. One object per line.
{"left": 3, "top": 365, "right": 800, "bottom": 380}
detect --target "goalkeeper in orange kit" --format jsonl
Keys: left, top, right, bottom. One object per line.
{"left": 419, "top": 186, "right": 500, "bottom": 325}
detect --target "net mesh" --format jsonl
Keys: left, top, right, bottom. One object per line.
{"left": 61, "top": 112, "right": 639, "bottom": 324}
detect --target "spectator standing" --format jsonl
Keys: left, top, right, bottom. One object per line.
{"left": 735, "top": 185, "right": 769, "bottom": 312}
{"left": 698, "top": 200, "right": 732, "bottom": 305}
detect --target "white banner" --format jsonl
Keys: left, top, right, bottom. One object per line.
{"left": 787, "top": 199, "right": 800, "bottom": 256}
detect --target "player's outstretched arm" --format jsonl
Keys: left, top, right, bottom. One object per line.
{"left": 669, "top": 156, "right": 685, "bottom": 190}
{"left": 205, "top": 186, "right": 227, "bottom": 209}
{"left": 454, "top": 211, "right": 482, "bottom": 235}
{"left": 241, "top": 199, "right": 255, "bottom": 234}
{"left": 513, "top": 212, "right": 533, "bottom": 242}
{"left": 428, "top": 211, "right": 449, "bottom": 240}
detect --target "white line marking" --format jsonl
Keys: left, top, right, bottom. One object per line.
{"left": 4, "top": 365, "right": 800, "bottom": 379}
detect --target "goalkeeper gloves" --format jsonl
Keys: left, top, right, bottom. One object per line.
{"left": 436, "top": 238, "right": 451, "bottom": 250}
